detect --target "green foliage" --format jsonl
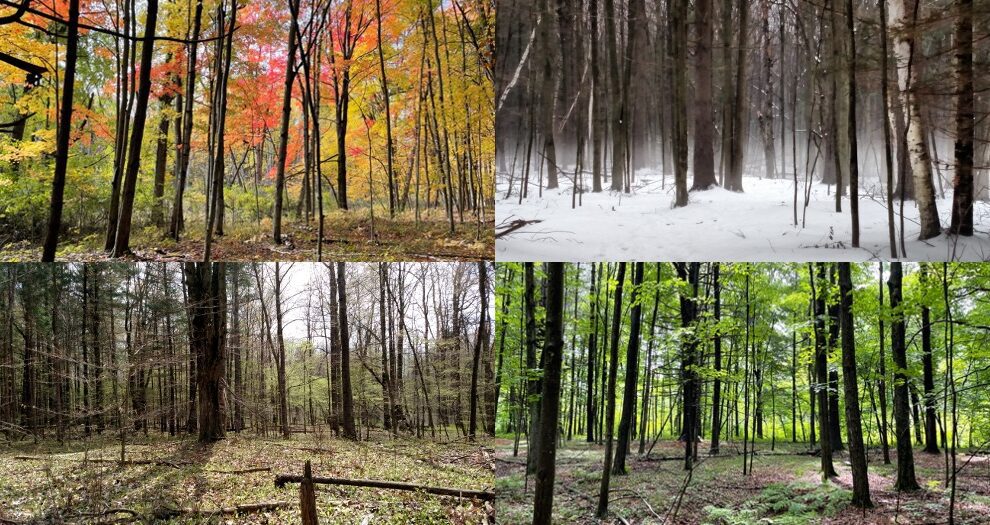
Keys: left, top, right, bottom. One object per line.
{"left": 703, "top": 482, "right": 851, "bottom": 525}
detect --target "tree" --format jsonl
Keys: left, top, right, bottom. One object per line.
{"left": 888, "top": 262, "right": 920, "bottom": 491}
{"left": 469, "top": 262, "right": 489, "bottom": 440}
{"left": 671, "top": 0, "right": 689, "bottom": 205}
{"left": 272, "top": 0, "right": 300, "bottom": 244}
{"left": 531, "top": 263, "right": 564, "bottom": 524}
{"left": 538, "top": 0, "right": 557, "bottom": 190}
{"left": 613, "top": 262, "right": 643, "bottom": 474}
{"left": 725, "top": 0, "right": 750, "bottom": 192}
{"left": 169, "top": 0, "right": 204, "bottom": 241}
{"left": 846, "top": 0, "right": 860, "bottom": 247}
{"left": 887, "top": 0, "right": 940, "bottom": 239}
{"left": 525, "top": 263, "right": 540, "bottom": 475}
{"left": 691, "top": 0, "right": 716, "bottom": 190}
{"left": 676, "top": 262, "right": 701, "bottom": 470}
{"left": 950, "top": 0, "right": 974, "bottom": 236}
{"left": 41, "top": 0, "right": 81, "bottom": 261}
{"left": 596, "top": 262, "right": 625, "bottom": 518}
{"left": 811, "top": 264, "right": 836, "bottom": 478}
{"left": 336, "top": 262, "right": 357, "bottom": 439}
{"left": 920, "top": 265, "right": 939, "bottom": 454}
{"left": 586, "top": 263, "right": 598, "bottom": 442}
{"left": 709, "top": 263, "right": 723, "bottom": 454}
{"left": 838, "top": 263, "right": 871, "bottom": 508}
{"left": 184, "top": 263, "right": 227, "bottom": 443}
{"left": 111, "top": 0, "right": 160, "bottom": 257}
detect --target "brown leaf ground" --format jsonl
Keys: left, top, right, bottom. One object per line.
{"left": 495, "top": 438, "right": 990, "bottom": 524}
{"left": 0, "top": 431, "right": 495, "bottom": 523}
{"left": 0, "top": 213, "right": 493, "bottom": 262}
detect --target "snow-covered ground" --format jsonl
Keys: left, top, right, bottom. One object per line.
{"left": 496, "top": 170, "right": 990, "bottom": 261}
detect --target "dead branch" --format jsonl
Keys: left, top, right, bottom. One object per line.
{"left": 204, "top": 466, "right": 272, "bottom": 475}
{"left": 13, "top": 456, "right": 186, "bottom": 468}
{"left": 495, "top": 219, "right": 543, "bottom": 239}
{"left": 151, "top": 501, "right": 291, "bottom": 519}
{"left": 274, "top": 474, "right": 495, "bottom": 501}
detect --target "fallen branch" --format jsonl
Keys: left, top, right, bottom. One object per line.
{"left": 151, "top": 501, "right": 291, "bottom": 519}
{"left": 495, "top": 219, "right": 543, "bottom": 239}
{"left": 204, "top": 466, "right": 271, "bottom": 475}
{"left": 13, "top": 456, "right": 186, "bottom": 468}
{"left": 274, "top": 474, "right": 495, "bottom": 501}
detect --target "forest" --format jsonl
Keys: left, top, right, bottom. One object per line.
{"left": 496, "top": 262, "right": 990, "bottom": 523}
{"left": 0, "top": 261, "right": 496, "bottom": 523}
{"left": 0, "top": 0, "right": 493, "bottom": 261}
{"left": 495, "top": 0, "right": 990, "bottom": 261}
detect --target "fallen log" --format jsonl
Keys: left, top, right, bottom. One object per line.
{"left": 13, "top": 456, "right": 186, "bottom": 468}
{"left": 204, "top": 466, "right": 271, "bottom": 475}
{"left": 274, "top": 474, "right": 495, "bottom": 501}
{"left": 151, "top": 501, "right": 291, "bottom": 519}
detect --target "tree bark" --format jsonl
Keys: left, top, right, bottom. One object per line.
{"left": 532, "top": 263, "right": 564, "bottom": 525}
{"left": 111, "top": 0, "right": 159, "bottom": 257}
{"left": 337, "top": 263, "right": 357, "bottom": 439}
{"left": 888, "top": 0, "right": 940, "bottom": 239}
{"left": 950, "top": 0, "right": 974, "bottom": 235}
{"left": 596, "top": 262, "right": 625, "bottom": 518}
{"left": 273, "top": 0, "right": 300, "bottom": 243}
{"left": 692, "top": 0, "right": 716, "bottom": 190}
{"left": 838, "top": 263, "right": 872, "bottom": 508}
{"left": 184, "top": 263, "right": 227, "bottom": 443}
{"left": 41, "top": 0, "right": 81, "bottom": 261}
{"left": 889, "top": 262, "right": 920, "bottom": 491}
{"left": 613, "top": 262, "right": 643, "bottom": 474}
{"left": 725, "top": 0, "right": 749, "bottom": 192}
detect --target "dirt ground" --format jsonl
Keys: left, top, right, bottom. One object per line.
{"left": 0, "top": 432, "right": 495, "bottom": 523}
{"left": 0, "top": 215, "right": 493, "bottom": 262}
{"left": 495, "top": 438, "right": 990, "bottom": 524}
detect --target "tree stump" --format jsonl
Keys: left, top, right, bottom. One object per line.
{"left": 300, "top": 460, "right": 317, "bottom": 525}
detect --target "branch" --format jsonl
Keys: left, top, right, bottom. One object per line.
{"left": 274, "top": 474, "right": 495, "bottom": 501}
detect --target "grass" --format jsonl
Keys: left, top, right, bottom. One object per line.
{"left": 0, "top": 431, "right": 495, "bottom": 523}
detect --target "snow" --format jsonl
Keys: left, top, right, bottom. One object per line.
{"left": 496, "top": 169, "right": 990, "bottom": 261}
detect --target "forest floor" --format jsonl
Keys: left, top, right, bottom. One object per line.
{"left": 0, "top": 431, "right": 495, "bottom": 524}
{"left": 0, "top": 213, "right": 493, "bottom": 262}
{"left": 495, "top": 438, "right": 990, "bottom": 524}
{"left": 496, "top": 170, "right": 990, "bottom": 261}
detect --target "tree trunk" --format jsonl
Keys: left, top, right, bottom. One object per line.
{"left": 531, "top": 263, "right": 564, "bottom": 525}
{"left": 169, "top": 0, "right": 204, "bottom": 241}
{"left": 838, "top": 263, "right": 872, "bottom": 508}
{"left": 692, "top": 0, "right": 716, "bottom": 190}
{"left": 888, "top": 0, "right": 940, "bottom": 239}
{"left": 152, "top": 96, "right": 173, "bottom": 229}
{"left": 111, "top": 0, "right": 160, "bottom": 257}
{"left": 274, "top": 263, "right": 289, "bottom": 438}
{"left": 41, "top": 0, "right": 81, "bottom": 261}
{"left": 337, "top": 263, "right": 357, "bottom": 439}
{"left": 889, "top": 262, "right": 920, "bottom": 491}
{"left": 184, "top": 263, "right": 227, "bottom": 443}
{"left": 272, "top": 0, "right": 299, "bottom": 243}
{"left": 596, "top": 262, "right": 625, "bottom": 518}
{"left": 586, "top": 263, "right": 598, "bottom": 442}
{"left": 469, "top": 262, "right": 488, "bottom": 439}
{"left": 671, "top": 0, "right": 688, "bottom": 205}
{"left": 812, "top": 264, "right": 836, "bottom": 478}
{"left": 920, "top": 266, "right": 939, "bottom": 453}
{"left": 710, "top": 263, "right": 722, "bottom": 454}
{"left": 725, "top": 0, "right": 749, "bottom": 191}
{"left": 613, "top": 262, "right": 643, "bottom": 474}
{"left": 950, "top": 0, "right": 974, "bottom": 235}
{"left": 846, "top": 0, "right": 860, "bottom": 246}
